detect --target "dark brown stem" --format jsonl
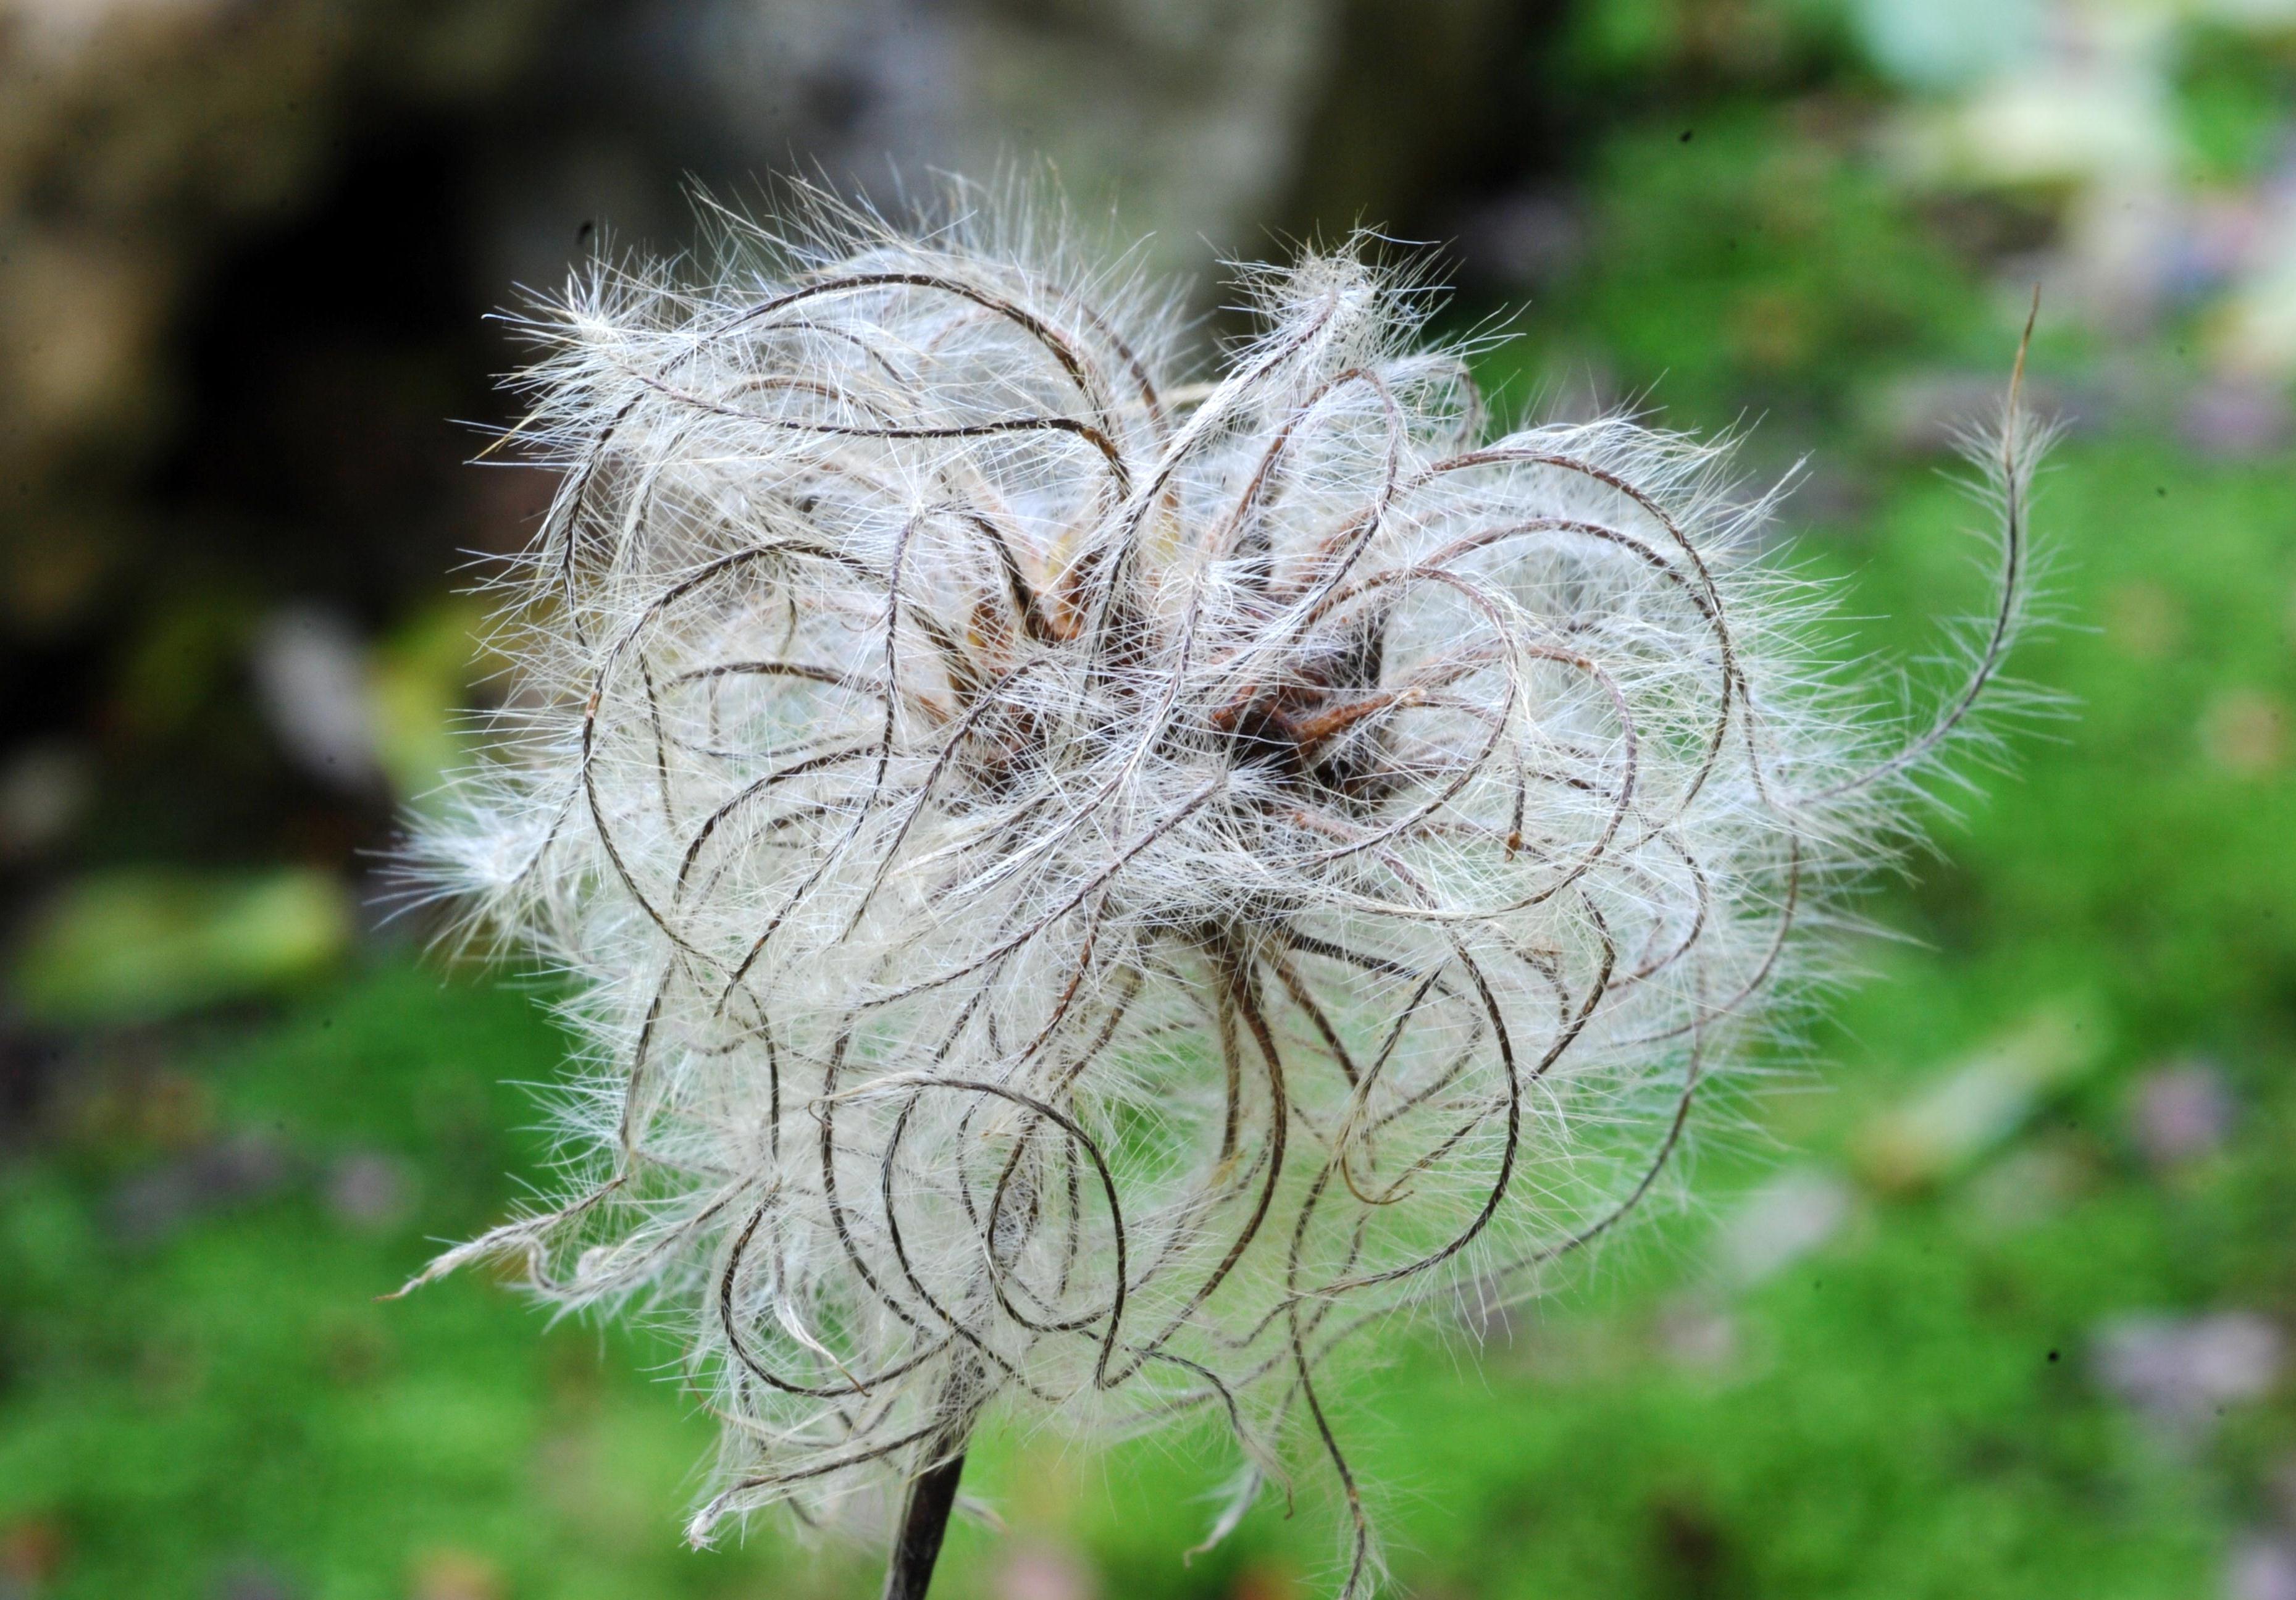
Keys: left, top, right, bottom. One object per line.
{"left": 882, "top": 1439, "right": 968, "bottom": 1600}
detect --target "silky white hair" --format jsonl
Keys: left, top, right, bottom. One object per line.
{"left": 398, "top": 185, "right": 2038, "bottom": 1594}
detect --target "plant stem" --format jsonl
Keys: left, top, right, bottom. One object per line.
{"left": 882, "top": 1439, "right": 968, "bottom": 1600}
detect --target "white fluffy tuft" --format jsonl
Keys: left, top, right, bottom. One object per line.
{"left": 398, "top": 185, "right": 2037, "bottom": 1593}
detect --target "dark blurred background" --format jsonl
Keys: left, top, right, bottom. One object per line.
{"left": 3, "top": 2, "right": 2295, "bottom": 1598}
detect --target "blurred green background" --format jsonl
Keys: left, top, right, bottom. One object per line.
{"left": 2, "top": 1, "right": 2294, "bottom": 1596}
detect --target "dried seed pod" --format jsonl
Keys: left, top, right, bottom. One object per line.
{"left": 399, "top": 187, "right": 2038, "bottom": 1597}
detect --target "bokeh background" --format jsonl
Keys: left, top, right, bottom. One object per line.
{"left": 3, "top": 1, "right": 2295, "bottom": 1596}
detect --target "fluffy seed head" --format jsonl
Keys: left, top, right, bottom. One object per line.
{"left": 401, "top": 187, "right": 2035, "bottom": 1591}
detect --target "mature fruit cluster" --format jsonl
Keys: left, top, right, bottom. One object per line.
{"left": 403, "top": 195, "right": 2032, "bottom": 1594}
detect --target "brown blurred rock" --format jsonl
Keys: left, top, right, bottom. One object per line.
{"left": 507, "top": 0, "right": 1562, "bottom": 297}
{"left": 0, "top": 0, "right": 1580, "bottom": 876}
{"left": 497, "top": 0, "right": 1347, "bottom": 296}
{"left": 0, "top": 0, "right": 564, "bottom": 634}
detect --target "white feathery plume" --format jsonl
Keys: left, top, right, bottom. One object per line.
{"left": 397, "top": 183, "right": 2040, "bottom": 1598}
